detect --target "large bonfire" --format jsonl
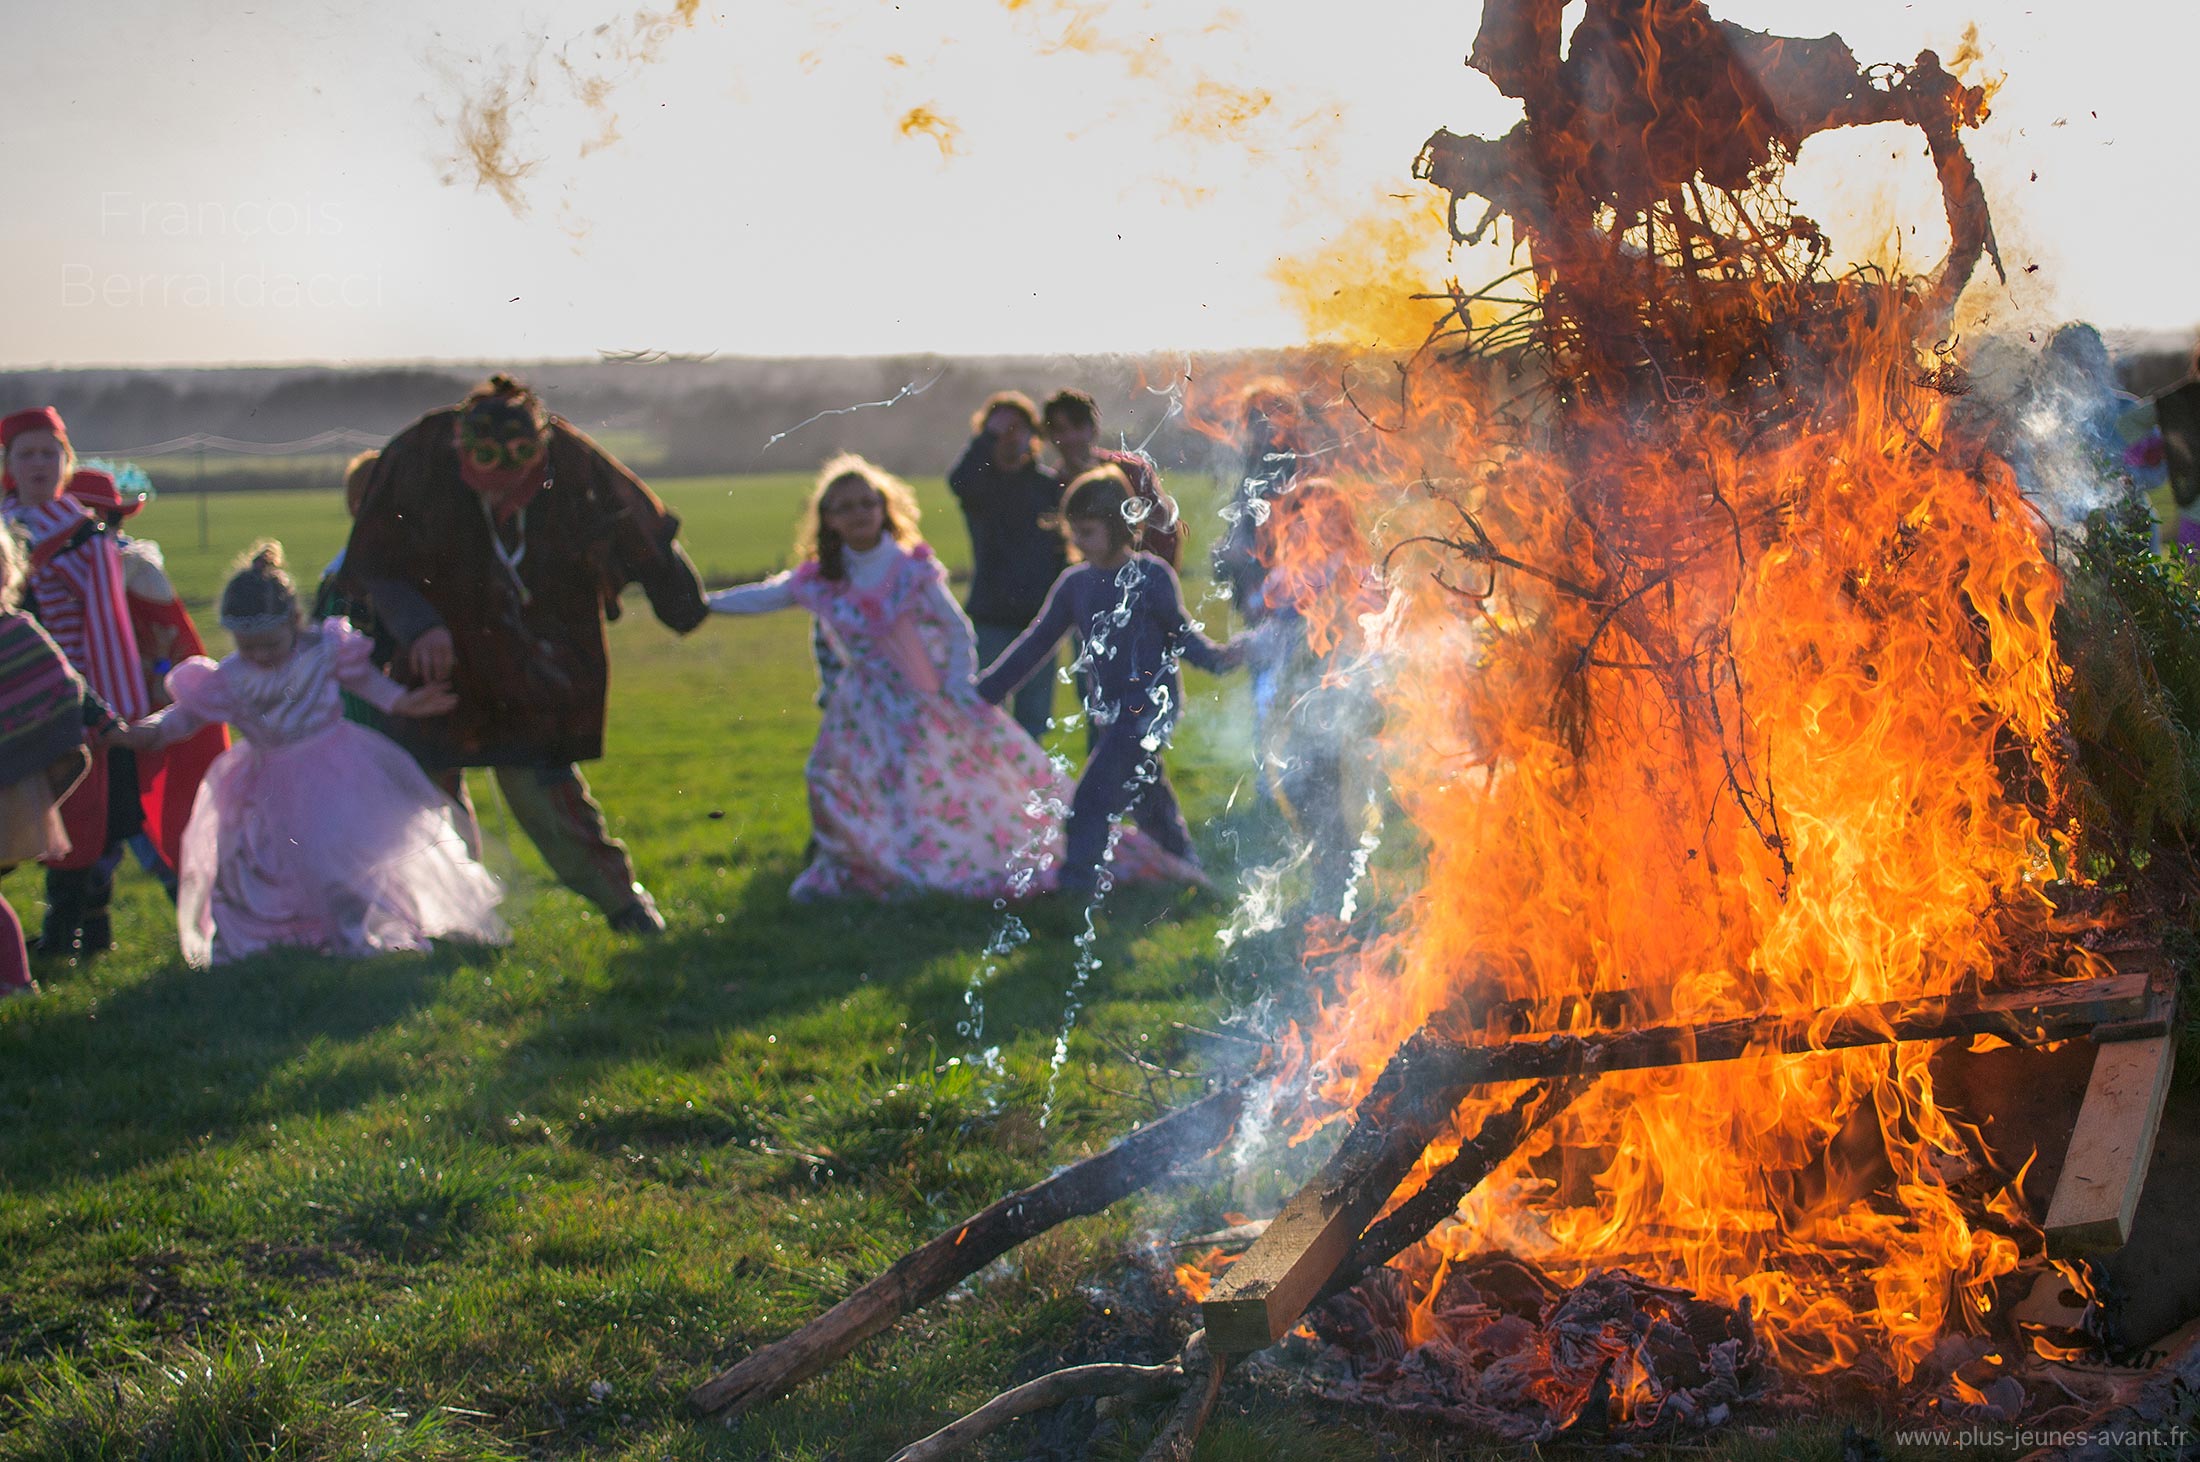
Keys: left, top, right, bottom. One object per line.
{"left": 1260, "top": 0, "right": 2105, "bottom": 1405}
{"left": 699, "top": 2, "right": 2196, "bottom": 1451}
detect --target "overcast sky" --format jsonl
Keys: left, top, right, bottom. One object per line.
{"left": 0, "top": 0, "right": 2183, "bottom": 367}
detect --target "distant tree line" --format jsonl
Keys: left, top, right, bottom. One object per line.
{"left": 5, "top": 343, "right": 2185, "bottom": 494}
{"left": 0, "top": 353, "right": 1320, "bottom": 490}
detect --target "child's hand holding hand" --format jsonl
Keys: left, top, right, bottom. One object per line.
{"left": 391, "top": 684, "right": 459, "bottom": 719}
{"left": 100, "top": 720, "right": 158, "bottom": 752}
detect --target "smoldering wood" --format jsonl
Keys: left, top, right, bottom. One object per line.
{"left": 1321, "top": 1077, "right": 1590, "bottom": 1302}
{"left": 2016, "top": 1320, "right": 2200, "bottom": 1462}
{"left": 1199, "top": 969, "right": 2149, "bottom": 1356}
{"left": 687, "top": 1082, "right": 1245, "bottom": 1417}
{"left": 1138, "top": 1332, "right": 1224, "bottom": 1462}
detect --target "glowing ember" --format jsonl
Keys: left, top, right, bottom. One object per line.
{"left": 1232, "top": 0, "right": 2097, "bottom": 1389}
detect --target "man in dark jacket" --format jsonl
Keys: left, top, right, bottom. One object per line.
{"left": 948, "top": 391, "right": 1065, "bottom": 742}
{"left": 340, "top": 376, "right": 708, "bottom": 934}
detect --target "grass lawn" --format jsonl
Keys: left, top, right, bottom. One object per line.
{"left": 125, "top": 473, "right": 979, "bottom": 605}
{"left": 0, "top": 482, "right": 1968, "bottom": 1459}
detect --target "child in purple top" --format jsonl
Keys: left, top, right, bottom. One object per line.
{"left": 974, "top": 466, "right": 1249, "bottom": 893}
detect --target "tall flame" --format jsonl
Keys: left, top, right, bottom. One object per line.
{"left": 1219, "top": 0, "right": 2085, "bottom": 1383}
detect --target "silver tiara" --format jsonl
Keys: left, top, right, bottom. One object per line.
{"left": 220, "top": 611, "right": 296, "bottom": 635}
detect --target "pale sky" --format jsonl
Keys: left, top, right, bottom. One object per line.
{"left": 0, "top": 0, "right": 2187, "bottom": 367}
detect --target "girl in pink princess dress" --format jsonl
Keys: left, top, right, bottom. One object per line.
{"left": 120, "top": 543, "right": 508, "bottom": 966}
{"left": 707, "top": 455, "right": 1199, "bottom": 901}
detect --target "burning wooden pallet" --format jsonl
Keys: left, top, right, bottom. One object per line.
{"left": 1203, "top": 951, "right": 2181, "bottom": 1355}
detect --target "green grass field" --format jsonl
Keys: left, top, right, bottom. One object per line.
{"left": 126, "top": 472, "right": 980, "bottom": 607}
{"left": 0, "top": 484, "right": 1963, "bottom": 1460}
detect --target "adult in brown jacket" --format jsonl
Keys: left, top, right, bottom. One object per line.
{"left": 339, "top": 376, "right": 708, "bottom": 934}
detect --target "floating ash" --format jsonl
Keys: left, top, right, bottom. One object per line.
{"left": 1302, "top": 1256, "right": 1768, "bottom": 1443}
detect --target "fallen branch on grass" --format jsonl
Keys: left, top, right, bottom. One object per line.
{"left": 883, "top": 1356, "right": 1190, "bottom": 1462}
{"left": 889, "top": 1080, "right": 1590, "bottom": 1460}
{"left": 688, "top": 1081, "right": 1246, "bottom": 1417}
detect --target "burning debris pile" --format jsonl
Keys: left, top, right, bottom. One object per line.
{"left": 1305, "top": 1257, "right": 1766, "bottom": 1443}
{"left": 691, "top": 0, "right": 2199, "bottom": 1454}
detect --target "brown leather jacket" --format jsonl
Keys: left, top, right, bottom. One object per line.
{"left": 339, "top": 410, "right": 707, "bottom": 767}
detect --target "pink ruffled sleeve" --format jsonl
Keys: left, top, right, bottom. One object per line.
{"left": 149, "top": 655, "right": 229, "bottom": 744}
{"left": 324, "top": 618, "right": 408, "bottom": 713}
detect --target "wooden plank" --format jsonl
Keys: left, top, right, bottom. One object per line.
{"left": 1201, "top": 1076, "right": 1578, "bottom": 1353}
{"left": 1198, "top": 1118, "right": 1419, "bottom": 1353}
{"left": 1196, "top": 1028, "right": 1525, "bottom": 1354}
{"left": 1395, "top": 972, "right": 2148, "bottom": 1091}
{"left": 2045, "top": 1032, "right": 2178, "bottom": 1255}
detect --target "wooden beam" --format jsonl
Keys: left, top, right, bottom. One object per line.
{"left": 1384, "top": 972, "right": 2149, "bottom": 1092}
{"left": 2046, "top": 1027, "right": 2179, "bottom": 1255}
{"left": 1196, "top": 1106, "right": 1427, "bottom": 1354}
{"left": 1194, "top": 1029, "right": 1529, "bottom": 1354}
{"left": 1200, "top": 1076, "right": 1577, "bottom": 1353}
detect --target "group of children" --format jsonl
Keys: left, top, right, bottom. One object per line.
{"left": 0, "top": 400, "right": 1274, "bottom": 992}
{"left": 710, "top": 455, "right": 1249, "bottom": 902}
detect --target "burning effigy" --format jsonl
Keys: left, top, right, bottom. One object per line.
{"left": 694, "top": 2, "right": 2196, "bottom": 1455}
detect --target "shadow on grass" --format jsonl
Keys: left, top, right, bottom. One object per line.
{"left": 489, "top": 857, "right": 1025, "bottom": 1095}
{"left": 0, "top": 944, "right": 451, "bottom": 1194}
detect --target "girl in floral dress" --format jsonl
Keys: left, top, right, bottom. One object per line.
{"left": 119, "top": 543, "right": 508, "bottom": 967}
{"left": 708, "top": 455, "right": 1197, "bottom": 901}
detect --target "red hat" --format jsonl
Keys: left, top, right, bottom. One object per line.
{"left": 65, "top": 468, "right": 144, "bottom": 519}
{"left": 0, "top": 407, "right": 67, "bottom": 450}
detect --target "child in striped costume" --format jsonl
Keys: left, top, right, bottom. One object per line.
{"left": 68, "top": 465, "right": 227, "bottom": 897}
{"left": 0, "top": 526, "right": 118, "bottom": 996}
{"left": 0, "top": 407, "right": 150, "bottom": 959}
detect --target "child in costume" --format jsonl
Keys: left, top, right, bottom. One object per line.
{"left": 0, "top": 407, "right": 150, "bottom": 959}
{"left": 120, "top": 543, "right": 507, "bottom": 967}
{"left": 0, "top": 527, "right": 118, "bottom": 996}
{"left": 707, "top": 456, "right": 1057, "bottom": 900}
{"left": 976, "top": 465, "right": 1252, "bottom": 895}
{"left": 67, "top": 464, "right": 227, "bottom": 897}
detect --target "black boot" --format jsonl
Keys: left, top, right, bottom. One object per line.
{"left": 37, "top": 867, "right": 89, "bottom": 958}
{"left": 76, "top": 860, "right": 117, "bottom": 958}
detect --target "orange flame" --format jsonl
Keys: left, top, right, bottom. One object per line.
{"left": 1202, "top": 2, "right": 2084, "bottom": 1388}
{"left": 1173, "top": 1245, "right": 1239, "bottom": 1304}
